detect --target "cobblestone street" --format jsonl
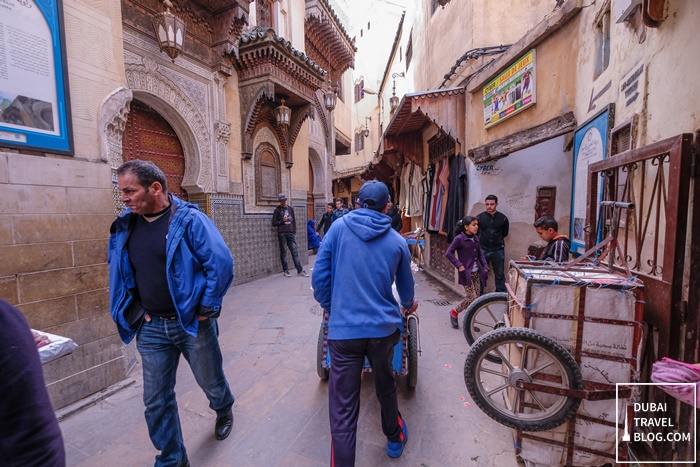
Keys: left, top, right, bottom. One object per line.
{"left": 59, "top": 257, "right": 519, "bottom": 467}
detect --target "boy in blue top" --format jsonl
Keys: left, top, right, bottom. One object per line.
{"left": 312, "top": 180, "right": 418, "bottom": 465}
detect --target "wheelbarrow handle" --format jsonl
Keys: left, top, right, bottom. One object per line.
{"left": 600, "top": 201, "right": 635, "bottom": 209}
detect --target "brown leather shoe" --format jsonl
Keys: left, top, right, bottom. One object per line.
{"left": 215, "top": 409, "right": 234, "bottom": 440}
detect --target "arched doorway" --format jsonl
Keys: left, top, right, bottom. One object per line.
{"left": 122, "top": 99, "right": 188, "bottom": 200}
{"left": 307, "top": 160, "right": 315, "bottom": 221}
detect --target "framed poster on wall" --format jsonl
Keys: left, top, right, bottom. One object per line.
{"left": 570, "top": 104, "right": 615, "bottom": 254}
{"left": 0, "top": 0, "right": 73, "bottom": 154}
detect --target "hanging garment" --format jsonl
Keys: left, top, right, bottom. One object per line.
{"left": 407, "top": 163, "right": 424, "bottom": 218}
{"left": 423, "top": 164, "right": 434, "bottom": 231}
{"left": 399, "top": 162, "right": 411, "bottom": 213}
{"left": 442, "top": 153, "right": 468, "bottom": 241}
{"left": 437, "top": 159, "right": 451, "bottom": 236}
{"left": 428, "top": 159, "right": 447, "bottom": 232}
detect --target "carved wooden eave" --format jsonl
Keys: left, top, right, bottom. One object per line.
{"left": 305, "top": 0, "right": 356, "bottom": 81}
{"left": 383, "top": 87, "right": 465, "bottom": 155}
{"left": 232, "top": 26, "right": 326, "bottom": 167}
{"left": 209, "top": 5, "right": 249, "bottom": 64}
{"left": 123, "top": 0, "right": 249, "bottom": 74}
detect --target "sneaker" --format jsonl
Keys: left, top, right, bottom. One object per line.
{"left": 284, "top": 271, "right": 291, "bottom": 277}
{"left": 450, "top": 309, "right": 459, "bottom": 329}
{"left": 298, "top": 270, "right": 309, "bottom": 277}
{"left": 386, "top": 416, "right": 408, "bottom": 458}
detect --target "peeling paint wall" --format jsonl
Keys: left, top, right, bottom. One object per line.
{"left": 467, "top": 135, "right": 572, "bottom": 286}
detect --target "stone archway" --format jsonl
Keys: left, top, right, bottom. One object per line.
{"left": 99, "top": 62, "right": 214, "bottom": 195}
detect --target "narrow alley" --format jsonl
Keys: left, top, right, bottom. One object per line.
{"left": 58, "top": 258, "right": 518, "bottom": 467}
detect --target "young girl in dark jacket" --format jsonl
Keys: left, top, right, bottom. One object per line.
{"left": 445, "top": 216, "right": 489, "bottom": 328}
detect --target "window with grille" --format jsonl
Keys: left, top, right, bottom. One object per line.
{"left": 257, "top": 0, "right": 274, "bottom": 28}
{"left": 610, "top": 117, "right": 635, "bottom": 156}
{"left": 354, "top": 79, "right": 364, "bottom": 103}
{"left": 355, "top": 132, "right": 365, "bottom": 152}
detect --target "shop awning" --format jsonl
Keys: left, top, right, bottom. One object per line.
{"left": 384, "top": 87, "right": 465, "bottom": 144}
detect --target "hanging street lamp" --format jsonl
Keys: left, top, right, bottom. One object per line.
{"left": 152, "top": 0, "right": 186, "bottom": 62}
{"left": 389, "top": 72, "right": 405, "bottom": 112}
{"left": 275, "top": 98, "right": 291, "bottom": 127}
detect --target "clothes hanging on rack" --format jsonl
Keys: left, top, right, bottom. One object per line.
{"left": 442, "top": 153, "right": 467, "bottom": 241}
{"left": 427, "top": 158, "right": 448, "bottom": 233}
{"left": 437, "top": 160, "right": 451, "bottom": 235}
{"left": 422, "top": 164, "right": 434, "bottom": 231}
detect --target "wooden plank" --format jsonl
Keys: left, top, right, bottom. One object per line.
{"left": 468, "top": 112, "right": 576, "bottom": 163}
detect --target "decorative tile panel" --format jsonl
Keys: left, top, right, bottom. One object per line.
{"left": 209, "top": 195, "right": 308, "bottom": 284}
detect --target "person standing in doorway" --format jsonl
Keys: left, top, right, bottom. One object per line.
{"left": 109, "top": 160, "right": 235, "bottom": 467}
{"left": 332, "top": 198, "right": 349, "bottom": 223}
{"left": 445, "top": 217, "right": 489, "bottom": 328}
{"left": 312, "top": 181, "right": 418, "bottom": 465}
{"left": 272, "top": 193, "right": 309, "bottom": 277}
{"left": 477, "top": 194, "right": 509, "bottom": 293}
{"left": 317, "top": 202, "right": 334, "bottom": 236}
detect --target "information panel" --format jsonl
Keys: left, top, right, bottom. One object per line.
{"left": 0, "top": 0, "right": 73, "bottom": 154}
{"left": 570, "top": 105, "right": 614, "bottom": 254}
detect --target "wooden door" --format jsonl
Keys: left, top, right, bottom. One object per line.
{"left": 307, "top": 161, "right": 314, "bottom": 220}
{"left": 534, "top": 186, "right": 556, "bottom": 221}
{"left": 587, "top": 134, "right": 694, "bottom": 461}
{"left": 123, "top": 100, "right": 187, "bottom": 201}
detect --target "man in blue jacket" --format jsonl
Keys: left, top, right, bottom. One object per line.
{"left": 108, "top": 160, "right": 235, "bottom": 467}
{"left": 312, "top": 180, "right": 418, "bottom": 465}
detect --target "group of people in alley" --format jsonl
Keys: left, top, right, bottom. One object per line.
{"left": 2, "top": 159, "right": 572, "bottom": 467}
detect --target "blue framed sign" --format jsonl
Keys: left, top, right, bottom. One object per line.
{"left": 0, "top": 0, "right": 73, "bottom": 154}
{"left": 570, "top": 104, "right": 614, "bottom": 254}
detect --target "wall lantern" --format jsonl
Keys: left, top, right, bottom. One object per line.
{"left": 152, "top": 0, "right": 186, "bottom": 62}
{"left": 275, "top": 98, "right": 291, "bottom": 127}
{"left": 389, "top": 72, "right": 405, "bottom": 112}
{"left": 363, "top": 116, "right": 371, "bottom": 138}
{"left": 324, "top": 83, "right": 337, "bottom": 112}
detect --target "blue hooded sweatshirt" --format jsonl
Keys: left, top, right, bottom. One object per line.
{"left": 312, "top": 208, "right": 415, "bottom": 340}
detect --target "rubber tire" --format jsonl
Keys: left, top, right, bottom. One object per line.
{"left": 464, "top": 327, "right": 583, "bottom": 432}
{"left": 463, "top": 292, "right": 508, "bottom": 364}
{"left": 316, "top": 324, "right": 329, "bottom": 380}
{"left": 407, "top": 317, "right": 418, "bottom": 389}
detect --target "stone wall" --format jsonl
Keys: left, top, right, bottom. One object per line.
{"left": 0, "top": 153, "right": 121, "bottom": 408}
{"left": 209, "top": 194, "right": 309, "bottom": 284}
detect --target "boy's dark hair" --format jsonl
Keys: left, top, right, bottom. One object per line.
{"left": 456, "top": 215, "right": 478, "bottom": 235}
{"left": 326, "top": 202, "right": 334, "bottom": 208}
{"left": 485, "top": 194, "right": 498, "bottom": 203}
{"left": 534, "top": 216, "right": 558, "bottom": 231}
{"left": 117, "top": 160, "right": 168, "bottom": 192}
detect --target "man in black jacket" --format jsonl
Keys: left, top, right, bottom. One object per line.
{"left": 272, "top": 193, "right": 309, "bottom": 277}
{"left": 317, "top": 202, "right": 334, "bottom": 236}
{"left": 477, "top": 194, "right": 509, "bottom": 292}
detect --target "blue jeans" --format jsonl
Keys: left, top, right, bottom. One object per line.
{"left": 137, "top": 316, "right": 234, "bottom": 467}
{"left": 481, "top": 248, "right": 506, "bottom": 292}
{"left": 278, "top": 233, "right": 303, "bottom": 273}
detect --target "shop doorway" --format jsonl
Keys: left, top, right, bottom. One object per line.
{"left": 122, "top": 99, "right": 188, "bottom": 201}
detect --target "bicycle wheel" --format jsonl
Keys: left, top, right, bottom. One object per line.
{"left": 464, "top": 327, "right": 582, "bottom": 432}
{"left": 316, "top": 324, "right": 329, "bottom": 380}
{"left": 407, "top": 317, "right": 418, "bottom": 389}
{"left": 462, "top": 292, "right": 508, "bottom": 363}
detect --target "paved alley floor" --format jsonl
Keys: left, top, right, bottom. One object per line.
{"left": 59, "top": 258, "right": 520, "bottom": 467}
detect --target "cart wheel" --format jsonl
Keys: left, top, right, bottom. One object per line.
{"left": 464, "top": 327, "right": 582, "bottom": 432}
{"left": 407, "top": 317, "right": 418, "bottom": 389}
{"left": 316, "top": 324, "right": 329, "bottom": 381}
{"left": 463, "top": 292, "right": 508, "bottom": 364}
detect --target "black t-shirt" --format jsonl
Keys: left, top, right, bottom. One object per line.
{"left": 127, "top": 207, "right": 176, "bottom": 317}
